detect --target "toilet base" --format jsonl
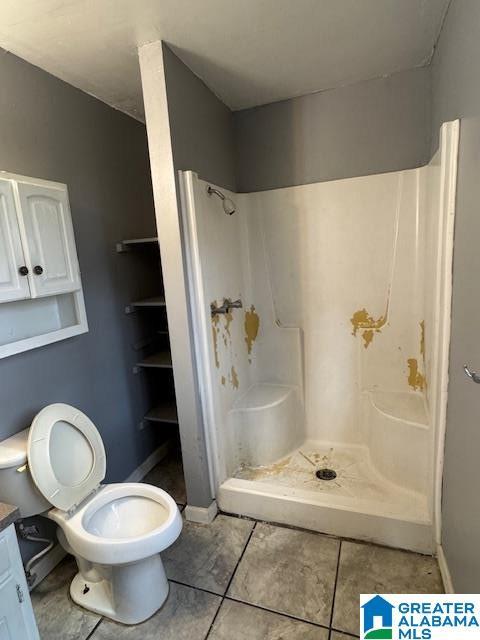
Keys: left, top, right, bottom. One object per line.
{"left": 70, "top": 553, "right": 169, "bottom": 625}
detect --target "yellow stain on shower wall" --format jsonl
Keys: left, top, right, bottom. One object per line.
{"left": 224, "top": 308, "right": 233, "bottom": 337}
{"left": 222, "top": 308, "right": 234, "bottom": 348}
{"left": 407, "top": 358, "right": 425, "bottom": 391}
{"left": 244, "top": 305, "right": 260, "bottom": 355}
{"left": 211, "top": 300, "right": 244, "bottom": 389}
{"left": 229, "top": 365, "right": 239, "bottom": 389}
{"left": 362, "top": 329, "right": 374, "bottom": 348}
{"left": 420, "top": 320, "right": 425, "bottom": 358}
{"left": 350, "top": 308, "right": 387, "bottom": 348}
{"left": 211, "top": 301, "right": 234, "bottom": 368}
{"left": 211, "top": 311, "right": 220, "bottom": 369}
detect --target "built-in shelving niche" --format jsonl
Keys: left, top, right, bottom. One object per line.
{"left": 0, "top": 293, "right": 85, "bottom": 348}
{"left": 118, "top": 236, "right": 179, "bottom": 429}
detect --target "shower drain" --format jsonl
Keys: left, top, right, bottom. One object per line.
{"left": 316, "top": 468, "right": 337, "bottom": 481}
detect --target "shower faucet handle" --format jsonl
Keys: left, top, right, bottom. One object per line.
{"left": 210, "top": 298, "right": 243, "bottom": 316}
{"left": 464, "top": 364, "right": 480, "bottom": 384}
{"left": 211, "top": 302, "right": 227, "bottom": 316}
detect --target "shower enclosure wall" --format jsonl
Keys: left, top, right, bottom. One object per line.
{"left": 180, "top": 121, "right": 459, "bottom": 553}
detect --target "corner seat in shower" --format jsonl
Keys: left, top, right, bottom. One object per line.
{"left": 228, "top": 383, "right": 303, "bottom": 469}
{"left": 364, "top": 390, "right": 430, "bottom": 496}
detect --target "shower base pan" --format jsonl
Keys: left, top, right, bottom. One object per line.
{"left": 218, "top": 441, "right": 433, "bottom": 554}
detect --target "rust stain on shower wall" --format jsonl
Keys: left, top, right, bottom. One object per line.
{"left": 350, "top": 308, "right": 387, "bottom": 348}
{"left": 407, "top": 358, "right": 425, "bottom": 391}
{"left": 221, "top": 375, "right": 226, "bottom": 386}
{"left": 244, "top": 305, "right": 260, "bottom": 355}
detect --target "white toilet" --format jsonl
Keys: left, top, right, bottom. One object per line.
{"left": 0, "top": 403, "right": 183, "bottom": 625}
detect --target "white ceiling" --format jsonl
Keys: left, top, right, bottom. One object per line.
{"left": 0, "top": 0, "right": 449, "bottom": 120}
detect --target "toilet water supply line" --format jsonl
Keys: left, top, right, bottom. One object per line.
{"left": 17, "top": 522, "right": 55, "bottom": 587}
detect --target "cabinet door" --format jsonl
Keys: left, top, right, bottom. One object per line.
{"left": 16, "top": 182, "right": 81, "bottom": 298}
{"left": 0, "top": 525, "right": 39, "bottom": 640}
{"left": 0, "top": 576, "right": 32, "bottom": 640}
{"left": 0, "top": 180, "right": 30, "bottom": 303}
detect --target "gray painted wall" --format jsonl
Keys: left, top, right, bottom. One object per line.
{"left": 431, "top": 0, "right": 480, "bottom": 592}
{"left": 0, "top": 50, "right": 161, "bottom": 483}
{"left": 163, "top": 44, "right": 236, "bottom": 191}
{"left": 234, "top": 67, "right": 431, "bottom": 192}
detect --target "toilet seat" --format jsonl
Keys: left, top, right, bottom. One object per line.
{"left": 27, "top": 403, "right": 106, "bottom": 512}
{"left": 48, "top": 483, "right": 182, "bottom": 565}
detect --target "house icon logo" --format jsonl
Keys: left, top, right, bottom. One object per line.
{"left": 361, "top": 595, "right": 394, "bottom": 639}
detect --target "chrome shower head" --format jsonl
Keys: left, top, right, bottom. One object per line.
{"left": 223, "top": 198, "right": 236, "bottom": 215}
{"left": 207, "top": 185, "right": 236, "bottom": 215}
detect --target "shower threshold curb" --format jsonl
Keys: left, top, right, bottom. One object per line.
{"left": 218, "top": 478, "right": 433, "bottom": 555}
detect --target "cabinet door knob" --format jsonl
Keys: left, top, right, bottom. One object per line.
{"left": 18, "top": 266, "right": 29, "bottom": 276}
{"left": 33, "top": 265, "right": 43, "bottom": 275}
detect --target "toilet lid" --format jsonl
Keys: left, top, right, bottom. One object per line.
{"left": 27, "top": 403, "right": 106, "bottom": 512}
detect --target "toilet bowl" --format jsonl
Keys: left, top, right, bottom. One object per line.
{"left": 0, "top": 403, "right": 182, "bottom": 624}
{"left": 49, "top": 482, "right": 182, "bottom": 624}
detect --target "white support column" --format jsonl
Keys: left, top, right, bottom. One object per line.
{"left": 138, "top": 41, "right": 213, "bottom": 508}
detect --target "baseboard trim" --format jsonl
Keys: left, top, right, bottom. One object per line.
{"left": 28, "top": 543, "right": 66, "bottom": 591}
{"left": 185, "top": 501, "right": 218, "bottom": 524}
{"left": 124, "top": 439, "right": 172, "bottom": 483}
{"left": 437, "top": 544, "right": 454, "bottom": 593}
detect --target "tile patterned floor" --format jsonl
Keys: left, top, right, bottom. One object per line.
{"left": 163, "top": 514, "right": 254, "bottom": 594}
{"left": 227, "top": 522, "right": 339, "bottom": 626}
{"left": 31, "top": 458, "right": 444, "bottom": 640}
{"left": 332, "top": 540, "right": 444, "bottom": 636}
{"left": 93, "top": 582, "right": 220, "bottom": 640}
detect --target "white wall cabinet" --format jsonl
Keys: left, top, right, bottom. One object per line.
{"left": 0, "top": 172, "right": 88, "bottom": 359}
{"left": 16, "top": 182, "right": 81, "bottom": 298}
{"left": 0, "top": 180, "right": 30, "bottom": 303}
{"left": 0, "top": 524, "right": 40, "bottom": 640}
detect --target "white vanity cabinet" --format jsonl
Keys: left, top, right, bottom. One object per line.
{"left": 0, "top": 172, "right": 88, "bottom": 359}
{"left": 0, "top": 524, "right": 40, "bottom": 640}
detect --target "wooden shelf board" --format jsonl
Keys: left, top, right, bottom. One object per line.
{"left": 144, "top": 402, "right": 178, "bottom": 424}
{"left": 117, "top": 237, "right": 159, "bottom": 252}
{"left": 123, "top": 237, "right": 158, "bottom": 245}
{"left": 131, "top": 296, "right": 166, "bottom": 307}
{"left": 136, "top": 351, "right": 172, "bottom": 369}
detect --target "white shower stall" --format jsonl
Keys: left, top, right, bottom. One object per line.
{"left": 180, "top": 120, "right": 459, "bottom": 553}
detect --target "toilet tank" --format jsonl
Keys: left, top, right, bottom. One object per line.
{"left": 0, "top": 428, "right": 51, "bottom": 517}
